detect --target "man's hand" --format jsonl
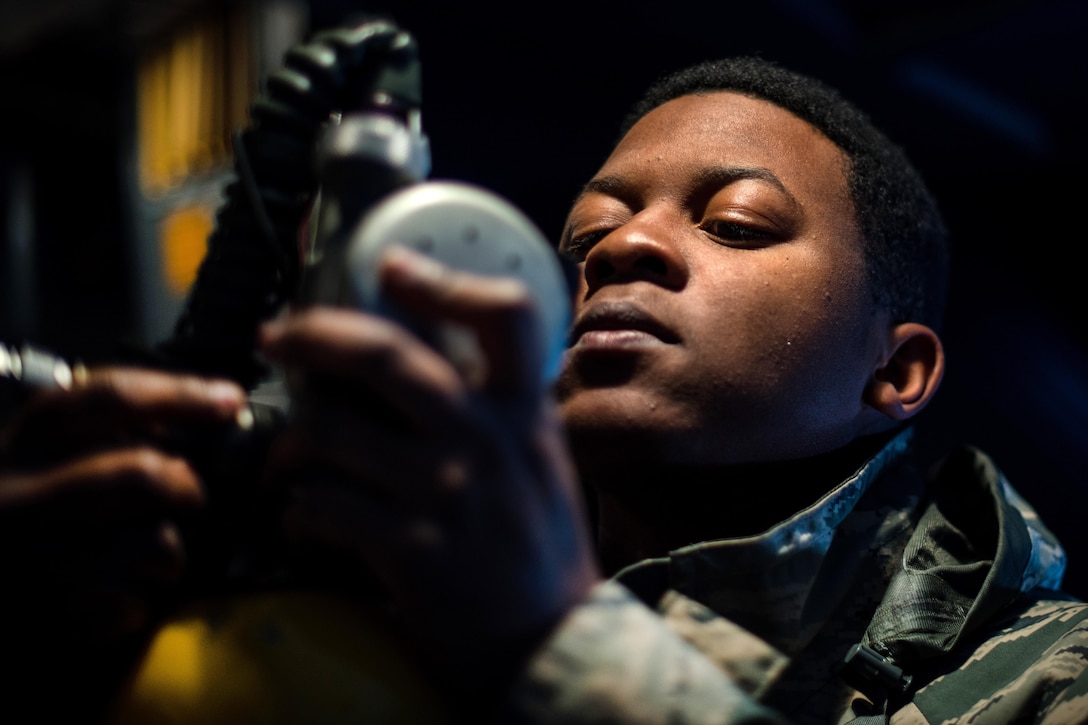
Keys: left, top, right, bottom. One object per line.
{"left": 260, "top": 246, "right": 601, "bottom": 706}
{"left": 0, "top": 367, "right": 247, "bottom": 644}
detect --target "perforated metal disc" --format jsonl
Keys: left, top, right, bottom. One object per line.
{"left": 342, "top": 181, "right": 571, "bottom": 383}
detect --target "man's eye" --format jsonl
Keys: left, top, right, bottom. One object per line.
{"left": 701, "top": 220, "right": 776, "bottom": 246}
{"left": 562, "top": 230, "right": 610, "bottom": 260}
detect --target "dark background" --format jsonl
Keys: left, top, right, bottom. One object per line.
{"left": 1, "top": 0, "right": 1086, "bottom": 594}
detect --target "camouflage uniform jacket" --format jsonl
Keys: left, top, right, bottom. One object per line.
{"left": 506, "top": 429, "right": 1088, "bottom": 723}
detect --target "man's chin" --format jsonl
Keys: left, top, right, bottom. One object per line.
{"left": 559, "top": 399, "right": 697, "bottom": 476}
{"left": 554, "top": 357, "right": 642, "bottom": 404}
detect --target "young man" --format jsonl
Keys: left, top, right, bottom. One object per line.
{"left": 256, "top": 57, "right": 1088, "bottom": 722}
{"left": 3, "top": 55, "right": 1085, "bottom": 722}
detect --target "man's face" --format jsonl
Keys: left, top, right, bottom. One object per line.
{"left": 556, "top": 91, "right": 890, "bottom": 468}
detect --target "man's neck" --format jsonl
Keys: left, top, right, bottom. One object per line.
{"left": 584, "top": 434, "right": 895, "bottom": 576}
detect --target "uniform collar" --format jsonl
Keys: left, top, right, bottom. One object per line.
{"left": 614, "top": 428, "right": 922, "bottom": 655}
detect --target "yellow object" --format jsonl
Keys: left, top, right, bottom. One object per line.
{"left": 137, "top": 6, "right": 252, "bottom": 194}
{"left": 160, "top": 204, "right": 213, "bottom": 295}
{"left": 109, "top": 590, "right": 448, "bottom": 725}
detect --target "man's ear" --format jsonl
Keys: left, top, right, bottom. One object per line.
{"left": 864, "top": 322, "right": 945, "bottom": 421}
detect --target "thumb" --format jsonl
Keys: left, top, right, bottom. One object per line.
{"left": 377, "top": 246, "right": 544, "bottom": 397}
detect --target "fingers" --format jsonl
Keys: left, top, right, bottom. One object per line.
{"left": 78, "top": 520, "right": 189, "bottom": 640}
{"left": 260, "top": 306, "right": 467, "bottom": 431}
{"left": 266, "top": 419, "right": 473, "bottom": 508}
{"left": 0, "top": 446, "right": 205, "bottom": 521}
{"left": 2, "top": 518, "right": 189, "bottom": 644}
{"left": 257, "top": 251, "right": 558, "bottom": 517}
{"left": 259, "top": 246, "right": 547, "bottom": 443}
{"left": 378, "top": 246, "right": 544, "bottom": 395}
{"left": 0, "top": 366, "right": 229, "bottom": 648}
{"left": 4, "top": 367, "right": 247, "bottom": 465}
{"left": 113, "top": 519, "right": 188, "bottom": 587}
{"left": 280, "top": 479, "right": 441, "bottom": 596}
{"left": 36, "top": 366, "right": 244, "bottom": 422}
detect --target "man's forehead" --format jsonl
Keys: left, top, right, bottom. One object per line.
{"left": 574, "top": 165, "right": 803, "bottom": 212}
{"left": 585, "top": 93, "right": 851, "bottom": 205}
{"left": 617, "top": 92, "right": 844, "bottom": 161}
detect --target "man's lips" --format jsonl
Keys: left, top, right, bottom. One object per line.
{"left": 568, "top": 301, "right": 680, "bottom": 348}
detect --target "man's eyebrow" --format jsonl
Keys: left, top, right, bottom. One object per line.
{"left": 576, "top": 175, "right": 631, "bottom": 201}
{"left": 689, "top": 166, "right": 802, "bottom": 211}
{"left": 575, "top": 167, "right": 802, "bottom": 211}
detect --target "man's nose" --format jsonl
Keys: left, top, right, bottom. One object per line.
{"left": 582, "top": 215, "right": 689, "bottom": 293}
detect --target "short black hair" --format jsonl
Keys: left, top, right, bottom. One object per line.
{"left": 620, "top": 57, "right": 949, "bottom": 330}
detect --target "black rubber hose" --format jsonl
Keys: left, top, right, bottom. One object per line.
{"left": 153, "top": 19, "right": 419, "bottom": 390}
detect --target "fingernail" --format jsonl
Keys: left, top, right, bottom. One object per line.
{"left": 209, "top": 381, "right": 244, "bottom": 408}
{"left": 71, "top": 363, "right": 89, "bottom": 388}
{"left": 235, "top": 406, "right": 255, "bottom": 430}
